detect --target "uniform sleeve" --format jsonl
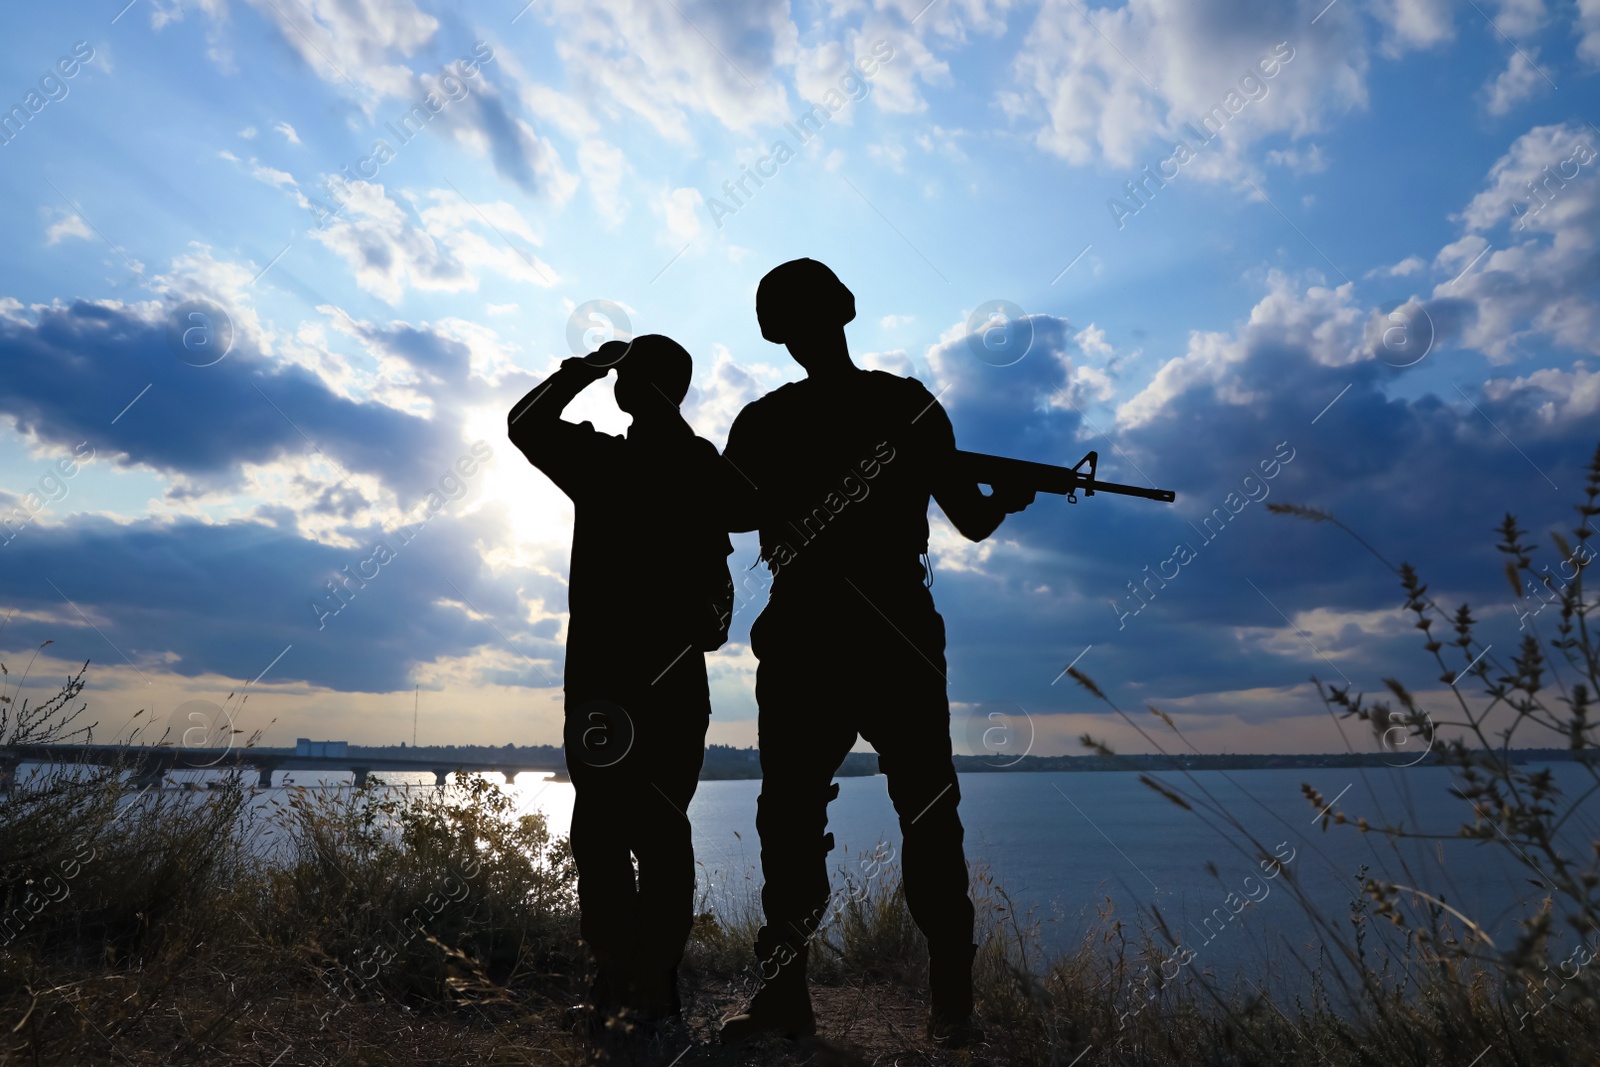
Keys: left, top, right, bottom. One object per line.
{"left": 691, "top": 438, "right": 740, "bottom": 552}
{"left": 523, "top": 420, "right": 616, "bottom": 500}
{"left": 908, "top": 374, "right": 1010, "bottom": 541}
{"left": 903, "top": 376, "right": 957, "bottom": 461}
{"left": 506, "top": 364, "right": 618, "bottom": 500}
{"left": 719, "top": 401, "right": 764, "bottom": 532}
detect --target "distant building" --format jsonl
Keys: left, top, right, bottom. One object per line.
{"left": 295, "top": 738, "right": 349, "bottom": 758}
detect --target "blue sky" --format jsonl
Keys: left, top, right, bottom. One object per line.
{"left": 1, "top": 0, "right": 1597, "bottom": 757}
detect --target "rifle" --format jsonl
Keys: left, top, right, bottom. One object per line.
{"left": 955, "top": 450, "right": 1176, "bottom": 504}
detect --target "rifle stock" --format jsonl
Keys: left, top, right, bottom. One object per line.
{"left": 954, "top": 450, "right": 1176, "bottom": 504}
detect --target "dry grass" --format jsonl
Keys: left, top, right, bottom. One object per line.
{"left": 0, "top": 748, "right": 1595, "bottom": 1065}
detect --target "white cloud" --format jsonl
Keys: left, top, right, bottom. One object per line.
{"left": 1367, "top": 254, "right": 1427, "bottom": 277}
{"left": 1492, "top": 0, "right": 1548, "bottom": 36}
{"left": 425, "top": 315, "right": 528, "bottom": 385}
{"left": 1232, "top": 607, "right": 1409, "bottom": 666}
{"left": 190, "top": 2, "right": 559, "bottom": 196}
{"left": 1448, "top": 122, "right": 1600, "bottom": 360}
{"left": 680, "top": 345, "right": 784, "bottom": 444}
{"left": 1368, "top": 0, "right": 1455, "bottom": 57}
{"left": 1114, "top": 119, "right": 1600, "bottom": 438}
{"left": 1266, "top": 142, "right": 1327, "bottom": 174}
{"left": 243, "top": 0, "right": 437, "bottom": 105}
{"left": 517, "top": 82, "right": 596, "bottom": 139}
{"left": 44, "top": 211, "right": 93, "bottom": 246}
{"left": 518, "top": 0, "right": 983, "bottom": 143}
{"left": 417, "top": 190, "right": 561, "bottom": 290}
{"left": 1008, "top": 0, "right": 1367, "bottom": 180}
{"left": 791, "top": 33, "right": 924, "bottom": 121}
{"left": 1481, "top": 48, "right": 1548, "bottom": 115}
{"left": 794, "top": 38, "right": 856, "bottom": 114}
{"left": 1117, "top": 273, "right": 1362, "bottom": 429}
{"left": 217, "top": 148, "right": 298, "bottom": 191}
{"left": 921, "top": 311, "right": 1128, "bottom": 449}
{"left": 279, "top": 179, "right": 565, "bottom": 306}
{"left": 657, "top": 186, "right": 704, "bottom": 242}
{"left": 1069, "top": 323, "right": 1126, "bottom": 402}
{"left": 486, "top": 302, "right": 519, "bottom": 316}
{"left": 915, "top": 125, "right": 969, "bottom": 162}
{"left": 1482, "top": 363, "right": 1600, "bottom": 425}
{"left": 862, "top": 348, "right": 916, "bottom": 375}
{"left": 1577, "top": 0, "right": 1600, "bottom": 65}
{"left": 249, "top": 160, "right": 297, "bottom": 189}
{"left": 534, "top": 0, "right": 792, "bottom": 138}
{"left": 153, "top": 243, "right": 279, "bottom": 359}
{"left": 850, "top": 26, "right": 943, "bottom": 116}
{"left": 1074, "top": 323, "right": 1113, "bottom": 361}
{"left": 238, "top": 125, "right": 257, "bottom": 139}
{"left": 578, "top": 139, "right": 629, "bottom": 225}
{"left": 868, "top": 141, "right": 907, "bottom": 171}
{"left": 308, "top": 182, "right": 472, "bottom": 305}
{"left": 310, "top": 304, "right": 518, "bottom": 420}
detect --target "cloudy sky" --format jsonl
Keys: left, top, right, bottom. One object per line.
{"left": 1, "top": 0, "right": 1596, "bottom": 757}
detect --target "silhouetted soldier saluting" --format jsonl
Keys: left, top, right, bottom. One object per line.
{"left": 507, "top": 336, "right": 734, "bottom": 1029}
{"left": 719, "top": 260, "right": 1035, "bottom": 1047}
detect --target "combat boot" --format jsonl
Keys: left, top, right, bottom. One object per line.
{"left": 566, "top": 958, "right": 629, "bottom": 1038}
{"left": 927, "top": 941, "right": 984, "bottom": 1048}
{"left": 632, "top": 963, "right": 683, "bottom": 1023}
{"left": 719, "top": 941, "right": 815, "bottom": 1042}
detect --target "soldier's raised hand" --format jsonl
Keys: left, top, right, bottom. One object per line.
{"left": 562, "top": 356, "right": 610, "bottom": 379}
{"left": 988, "top": 481, "right": 1036, "bottom": 515}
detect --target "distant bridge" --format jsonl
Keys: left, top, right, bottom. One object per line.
{"left": 0, "top": 744, "right": 567, "bottom": 791}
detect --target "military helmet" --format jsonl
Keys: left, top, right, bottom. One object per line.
{"left": 755, "top": 258, "right": 856, "bottom": 344}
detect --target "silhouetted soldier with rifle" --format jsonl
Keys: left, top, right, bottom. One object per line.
{"left": 507, "top": 335, "right": 735, "bottom": 1031}
{"left": 718, "top": 259, "right": 1036, "bottom": 1047}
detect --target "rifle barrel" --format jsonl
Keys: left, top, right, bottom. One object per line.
{"left": 1091, "top": 480, "right": 1178, "bottom": 503}
{"left": 954, "top": 450, "right": 1176, "bottom": 504}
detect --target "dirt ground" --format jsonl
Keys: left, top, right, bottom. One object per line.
{"left": 14, "top": 975, "right": 1011, "bottom": 1067}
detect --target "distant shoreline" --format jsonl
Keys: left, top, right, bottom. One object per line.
{"left": 222, "top": 743, "right": 1583, "bottom": 780}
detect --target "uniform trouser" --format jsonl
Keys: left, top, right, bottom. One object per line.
{"left": 748, "top": 581, "right": 975, "bottom": 990}
{"left": 564, "top": 647, "right": 710, "bottom": 1005}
